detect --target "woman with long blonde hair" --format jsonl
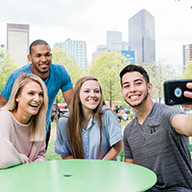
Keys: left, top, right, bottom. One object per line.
{"left": 55, "top": 76, "right": 123, "bottom": 160}
{"left": 0, "top": 73, "right": 48, "bottom": 169}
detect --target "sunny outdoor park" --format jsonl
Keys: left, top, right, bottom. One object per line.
{"left": 0, "top": 0, "right": 192, "bottom": 191}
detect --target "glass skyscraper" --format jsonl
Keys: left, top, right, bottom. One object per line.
{"left": 55, "top": 39, "right": 87, "bottom": 69}
{"left": 129, "top": 9, "right": 155, "bottom": 64}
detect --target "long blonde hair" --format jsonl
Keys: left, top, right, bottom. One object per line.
{"left": 1, "top": 73, "right": 48, "bottom": 141}
{"left": 68, "top": 76, "right": 105, "bottom": 159}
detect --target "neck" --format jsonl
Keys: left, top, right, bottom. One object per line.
{"left": 81, "top": 110, "right": 92, "bottom": 130}
{"left": 82, "top": 114, "right": 92, "bottom": 122}
{"left": 11, "top": 110, "right": 31, "bottom": 124}
{"left": 134, "top": 98, "right": 154, "bottom": 125}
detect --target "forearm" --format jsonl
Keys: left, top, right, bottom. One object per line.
{"left": 61, "top": 155, "right": 74, "bottom": 159}
{"left": 124, "top": 158, "right": 135, "bottom": 164}
{"left": 0, "top": 140, "right": 28, "bottom": 169}
{"left": 172, "top": 114, "right": 192, "bottom": 136}
{"left": 102, "top": 140, "right": 123, "bottom": 160}
{"left": 184, "top": 114, "right": 192, "bottom": 136}
{"left": 32, "top": 140, "right": 46, "bottom": 162}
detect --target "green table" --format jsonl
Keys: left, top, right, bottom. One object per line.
{"left": 0, "top": 159, "right": 157, "bottom": 192}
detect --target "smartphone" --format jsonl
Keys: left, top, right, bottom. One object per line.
{"left": 164, "top": 79, "right": 192, "bottom": 105}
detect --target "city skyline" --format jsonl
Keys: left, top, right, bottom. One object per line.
{"left": 0, "top": 0, "right": 192, "bottom": 70}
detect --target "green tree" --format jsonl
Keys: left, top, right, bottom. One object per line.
{"left": 52, "top": 47, "right": 84, "bottom": 103}
{"left": 142, "top": 61, "right": 180, "bottom": 103}
{"left": 89, "top": 51, "right": 127, "bottom": 108}
{"left": 0, "top": 51, "right": 17, "bottom": 91}
{"left": 183, "top": 61, "right": 192, "bottom": 78}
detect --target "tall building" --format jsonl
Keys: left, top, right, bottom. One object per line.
{"left": 92, "top": 31, "right": 135, "bottom": 64}
{"left": 107, "top": 31, "right": 122, "bottom": 51}
{"left": 183, "top": 44, "right": 192, "bottom": 67}
{"left": 54, "top": 39, "right": 87, "bottom": 69}
{"left": 128, "top": 9, "right": 155, "bottom": 64}
{"left": 7, "top": 23, "right": 29, "bottom": 66}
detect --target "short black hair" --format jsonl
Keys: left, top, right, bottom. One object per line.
{"left": 29, "top": 39, "right": 51, "bottom": 55}
{"left": 120, "top": 64, "right": 150, "bottom": 86}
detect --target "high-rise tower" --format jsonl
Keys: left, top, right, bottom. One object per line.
{"left": 129, "top": 9, "right": 155, "bottom": 64}
{"left": 54, "top": 39, "right": 87, "bottom": 70}
{"left": 7, "top": 23, "right": 29, "bottom": 66}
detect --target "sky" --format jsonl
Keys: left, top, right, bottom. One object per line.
{"left": 0, "top": 0, "right": 192, "bottom": 69}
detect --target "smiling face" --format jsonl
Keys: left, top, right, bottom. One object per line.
{"left": 28, "top": 44, "right": 52, "bottom": 77}
{"left": 121, "top": 71, "right": 152, "bottom": 108}
{"left": 15, "top": 80, "right": 44, "bottom": 123}
{"left": 79, "top": 80, "right": 101, "bottom": 114}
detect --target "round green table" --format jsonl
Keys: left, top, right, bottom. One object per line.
{"left": 0, "top": 159, "right": 157, "bottom": 192}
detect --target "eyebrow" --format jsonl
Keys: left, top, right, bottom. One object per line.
{"left": 122, "top": 78, "right": 144, "bottom": 86}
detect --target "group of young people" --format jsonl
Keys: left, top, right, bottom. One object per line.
{"left": 0, "top": 39, "right": 192, "bottom": 191}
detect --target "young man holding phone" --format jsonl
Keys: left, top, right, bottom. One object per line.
{"left": 120, "top": 64, "right": 192, "bottom": 191}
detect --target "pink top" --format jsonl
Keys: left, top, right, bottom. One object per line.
{"left": 0, "top": 110, "right": 46, "bottom": 169}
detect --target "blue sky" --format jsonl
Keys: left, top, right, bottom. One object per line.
{"left": 0, "top": 0, "right": 191, "bottom": 69}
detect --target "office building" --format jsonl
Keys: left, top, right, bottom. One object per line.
{"left": 7, "top": 23, "right": 29, "bottom": 66}
{"left": 107, "top": 31, "right": 122, "bottom": 51}
{"left": 54, "top": 39, "right": 87, "bottom": 69}
{"left": 183, "top": 44, "right": 192, "bottom": 67}
{"left": 92, "top": 31, "right": 135, "bottom": 64}
{"left": 129, "top": 9, "right": 155, "bottom": 64}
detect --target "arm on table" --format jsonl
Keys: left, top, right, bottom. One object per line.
{"left": 61, "top": 155, "right": 74, "bottom": 159}
{"left": 102, "top": 139, "right": 123, "bottom": 160}
{"left": 32, "top": 140, "right": 46, "bottom": 162}
{"left": 0, "top": 140, "right": 29, "bottom": 169}
{"left": 124, "top": 158, "right": 135, "bottom": 164}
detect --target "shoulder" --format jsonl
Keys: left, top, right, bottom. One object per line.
{"left": 100, "top": 105, "right": 118, "bottom": 124}
{"left": 7, "top": 64, "right": 31, "bottom": 80}
{"left": 57, "top": 114, "right": 69, "bottom": 129}
{"left": 101, "top": 105, "right": 115, "bottom": 117}
{"left": 0, "top": 110, "right": 12, "bottom": 118}
{"left": 50, "top": 64, "right": 67, "bottom": 74}
{"left": 0, "top": 111, "right": 13, "bottom": 128}
{"left": 155, "top": 103, "right": 184, "bottom": 116}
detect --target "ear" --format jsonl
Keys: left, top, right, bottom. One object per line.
{"left": 121, "top": 89, "right": 123, "bottom": 96}
{"left": 15, "top": 95, "right": 20, "bottom": 103}
{"left": 27, "top": 54, "right": 32, "bottom": 62}
{"left": 147, "top": 83, "right": 153, "bottom": 94}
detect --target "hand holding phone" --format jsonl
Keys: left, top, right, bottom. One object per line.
{"left": 164, "top": 79, "right": 192, "bottom": 105}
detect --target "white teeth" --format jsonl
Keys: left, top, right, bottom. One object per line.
{"left": 130, "top": 95, "right": 139, "bottom": 99}
{"left": 30, "top": 104, "right": 39, "bottom": 107}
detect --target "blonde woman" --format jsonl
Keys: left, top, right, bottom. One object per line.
{"left": 55, "top": 76, "right": 123, "bottom": 160}
{"left": 0, "top": 73, "right": 48, "bottom": 169}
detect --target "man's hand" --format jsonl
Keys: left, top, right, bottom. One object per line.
{"left": 182, "top": 82, "right": 192, "bottom": 108}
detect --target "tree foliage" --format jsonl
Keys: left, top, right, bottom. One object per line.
{"left": 183, "top": 61, "right": 192, "bottom": 79}
{"left": 89, "top": 51, "right": 127, "bottom": 108}
{"left": 51, "top": 47, "right": 84, "bottom": 103}
{"left": 142, "top": 61, "right": 180, "bottom": 103}
{"left": 0, "top": 50, "right": 17, "bottom": 91}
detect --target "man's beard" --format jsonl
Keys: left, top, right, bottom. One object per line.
{"left": 32, "top": 63, "right": 50, "bottom": 74}
{"left": 124, "top": 90, "right": 149, "bottom": 108}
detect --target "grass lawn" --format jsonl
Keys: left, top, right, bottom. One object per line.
{"left": 45, "top": 122, "right": 61, "bottom": 161}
